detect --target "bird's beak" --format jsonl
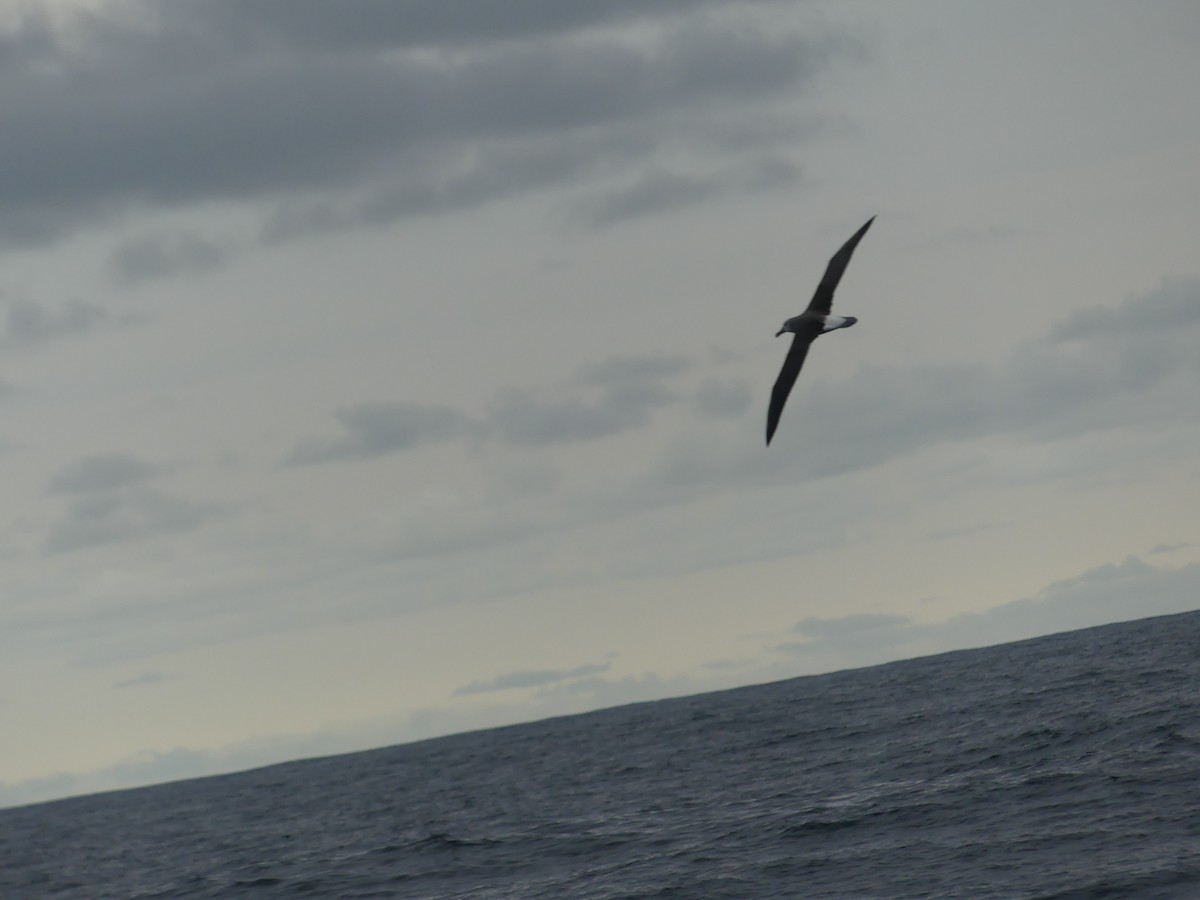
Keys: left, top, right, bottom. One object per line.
{"left": 775, "top": 328, "right": 785, "bottom": 337}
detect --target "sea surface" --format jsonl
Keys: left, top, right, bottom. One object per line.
{"left": 3, "top": 610, "right": 1200, "bottom": 899}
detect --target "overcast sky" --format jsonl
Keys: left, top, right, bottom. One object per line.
{"left": 2, "top": 0, "right": 1198, "bottom": 807}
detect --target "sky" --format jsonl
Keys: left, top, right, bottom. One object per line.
{"left": 1, "top": 0, "right": 1198, "bottom": 808}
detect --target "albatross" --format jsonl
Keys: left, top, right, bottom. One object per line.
{"left": 766, "top": 215, "right": 875, "bottom": 445}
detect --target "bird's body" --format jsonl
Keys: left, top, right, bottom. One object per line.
{"left": 766, "top": 216, "right": 875, "bottom": 445}
{"left": 776, "top": 313, "right": 857, "bottom": 337}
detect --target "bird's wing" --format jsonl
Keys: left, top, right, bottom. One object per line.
{"left": 766, "top": 323, "right": 822, "bottom": 445}
{"left": 805, "top": 216, "right": 876, "bottom": 315}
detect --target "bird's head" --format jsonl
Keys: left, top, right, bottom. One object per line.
{"left": 775, "top": 315, "right": 801, "bottom": 337}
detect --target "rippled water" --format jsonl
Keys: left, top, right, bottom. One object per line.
{"left": 4, "top": 610, "right": 1199, "bottom": 898}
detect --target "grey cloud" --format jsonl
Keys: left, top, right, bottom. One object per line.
{"left": 1, "top": 2, "right": 854, "bottom": 248}
{"left": 776, "top": 614, "right": 913, "bottom": 663}
{"left": 694, "top": 378, "right": 753, "bottom": 418}
{"left": 921, "top": 223, "right": 1023, "bottom": 249}
{"left": 1040, "top": 554, "right": 1159, "bottom": 595}
{"left": 283, "top": 402, "right": 474, "bottom": 466}
{"left": 0, "top": 746, "right": 218, "bottom": 809}
{"left": 779, "top": 556, "right": 1200, "bottom": 670}
{"left": 0, "top": 662, "right": 697, "bottom": 807}
{"left": 926, "top": 520, "right": 1014, "bottom": 542}
{"left": 163, "top": 1, "right": 782, "bottom": 52}
{"left": 572, "top": 157, "right": 801, "bottom": 228}
{"left": 487, "top": 388, "right": 664, "bottom": 446}
{"left": 47, "top": 453, "right": 161, "bottom": 494}
{"left": 490, "top": 355, "right": 685, "bottom": 446}
{"left": 6, "top": 555, "right": 1192, "bottom": 807}
{"left": 495, "top": 460, "right": 562, "bottom": 499}
{"left": 528, "top": 672, "right": 700, "bottom": 710}
{"left": 1, "top": 299, "right": 137, "bottom": 349}
{"left": 577, "top": 355, "right": 689, "bottom": 386}
{"left": 704, "top": 344, "right": 745, "bottom": 365}
{"left": 649, "top": 277, "right": 1200, "bottom": 494}
{"left": 44, "top": 487, "right": 227, "bottom": 555}
{"left": 928, "top": 556, "right": 1200, "bottom": 650}
{"left": 385, "top": 516, "right": 545, "bottom": 566}
{"left": 573, "top": 169, "right": 722, "bottom": 228}
{"left": 115, "top": 671, "right": 166, "bottom": 689}
{"left": 701, "top": 657, "right": 751, "bottom": 671}
{"left": 262, "top": 126, "right": 657, "bottom": 241}
{"left": 1150, "top": 542, "right": 1190, "bottom": 555}
{"left": 455, "top": 661, "right": 612, "bottom": 696}
{"left": 674, "top": 112, "right": 827, "bottom": 155}
{"left": 734, "top": 156, "right": 803, "bottom": 191}
{"left": 109, "top": 231, "right": 233, "bottom": 285}
{"left": 1050, "top": 277, "right": 1200, "bottom": 341}
{"left": 792, "top": 614, "right": 911, "bottom": 639}
{"left": 0, "top": 772, "right": 80, "bottom": 811}
{"left": 284, "top": 354, "right": 689, "bottom": 464}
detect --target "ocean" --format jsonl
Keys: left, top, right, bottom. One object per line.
{"left": 3, "top": 610, "right": 1199, "bottom": 899}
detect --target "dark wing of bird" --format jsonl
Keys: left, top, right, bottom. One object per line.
{"left": 805, "top": 215, "right": 876, "bottom": 315}
{"left": 766, "top": 320, "right": 823, "bottom": 445}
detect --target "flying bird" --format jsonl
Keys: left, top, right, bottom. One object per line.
{"left": 766, "top": 215, "right": 875, "bottom": 445}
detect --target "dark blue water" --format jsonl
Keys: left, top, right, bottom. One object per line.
{"left": 3, "top": 611, "right": 1200, "bottom": 899}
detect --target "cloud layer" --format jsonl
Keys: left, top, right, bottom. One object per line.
{"left": 283, "top": 355, "right": 692, "bottom": 464}
{"left": 456, "top": 661, "right": 613, "bottom": 696}
{"left": 0, "top": 1, "right": 852, "bottom": 252}
{"left": 42, "top": 453, "right": 225, "bottom": 555}
{"left": 646, "top": 277, "right": 1200, "bottom": 498}
{"left": 781, "top": 557, "right": 1200, "bottom": 667}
